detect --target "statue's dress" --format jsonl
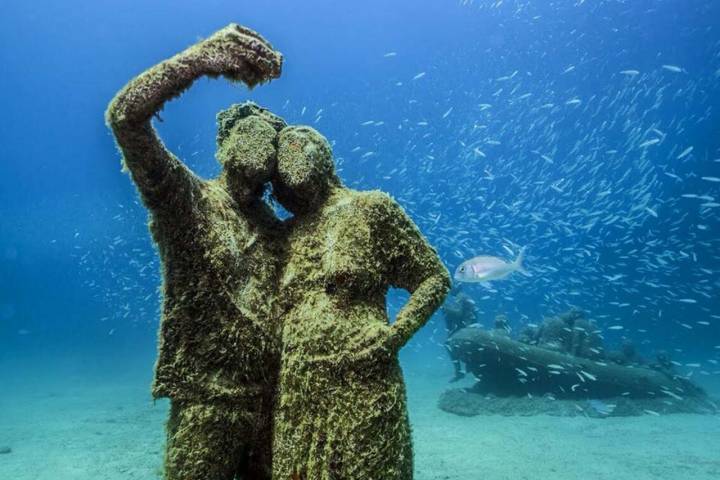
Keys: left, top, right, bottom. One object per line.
{"left": 273, "top": 189, "right": 448, "bottom": 480}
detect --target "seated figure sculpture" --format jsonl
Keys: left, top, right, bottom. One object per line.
{"left": 270, "top": 126, "right": 451, "bottom": 480}
{"left": 442, "top": 286, "right": 477, "bottom": 382}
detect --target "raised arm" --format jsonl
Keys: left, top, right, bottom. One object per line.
{"left": 105, "top": 24, "right": 283, "bottom": 213}
{"left": 375, "top": 194, "right": 452, "bottom": 351}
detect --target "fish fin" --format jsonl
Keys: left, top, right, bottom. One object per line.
{"left": 514, "top": 246, "right": 531, "bottom": 276}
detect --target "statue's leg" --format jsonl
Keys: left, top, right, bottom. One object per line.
{"left": 163, "top": 400, "right": 254, "bottom": 480}
{"left": 238, "top": 391, "right": 274, "bottom": 480}
{"left": 273, "top": 362, "right": 413, "bottom": 480}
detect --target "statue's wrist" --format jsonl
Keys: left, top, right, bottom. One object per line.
{"left": 175, "top": 48, "right": 211, "bottom": 75}
{"left": 386, "top": 325, "right": 404, "bottom": 353}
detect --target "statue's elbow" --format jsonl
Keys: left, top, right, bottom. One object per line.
{"left": 105, "top": 104, "right": 123, "bottom": 132}
{"left": 418, "top": 264, "right": 451, "bottom": 302}
{"left": 104, "top": 95, "right": 132, "bottom": 134}
{"left": 437, "top": 267, "right": 452, "bottom": 297}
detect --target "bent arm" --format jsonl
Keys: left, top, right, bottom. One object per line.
{"left": 390, "top": 268, "right": 450, "bottom": 350}
{"left": 105, "top": 24, "right": 283, "bottom": 213}
{"left": 375, "top": 194, "right": 451, "bottom": 350}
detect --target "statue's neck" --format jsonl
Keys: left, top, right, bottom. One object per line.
{"left": 219, "top": 172, "right": 254, "bottom": 205}
{"left": 218, "top": 174, "right": 280, "bottom": 228}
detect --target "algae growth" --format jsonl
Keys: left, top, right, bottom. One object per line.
{"left": 106, "top": 23, "right": 449, "bottom": 480}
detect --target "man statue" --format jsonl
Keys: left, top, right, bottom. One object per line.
{"left": 106, "top": 25, "right": 285, "bottom": 479}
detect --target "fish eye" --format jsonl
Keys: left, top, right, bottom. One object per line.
{"left": 460, "top": 267, "right": 465, "bottom": 272}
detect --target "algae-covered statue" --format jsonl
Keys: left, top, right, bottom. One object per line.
{"left": 106, "top": 22, "right": 450, "bottom": 480}
{"left": 106, "top": 25, "right": 285, "bottom": 479}
{"left": 271, "top": 126, "right": 451, "bottom": 479}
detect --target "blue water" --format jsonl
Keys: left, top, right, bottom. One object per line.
{"left": 1, "top": 0, "right": 719, "bottom": 478}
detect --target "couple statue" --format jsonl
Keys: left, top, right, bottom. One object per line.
{"left": 106, "top": 24, "right": 450, "bottom": 480}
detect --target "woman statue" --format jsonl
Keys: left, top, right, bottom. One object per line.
{"left": 270, "top": 126, "right": 451, "bottom": 479}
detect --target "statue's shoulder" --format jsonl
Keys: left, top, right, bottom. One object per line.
{"left": 199, "top": 179, "right": 234, "bottom": 208}
{"left": 349, "top": 189, "right": 400, "bottom": 214}
{"left": 327, "top": 189, "right": 411, "bottom": 235}
{"left": 193, "top": 179, "right": 258, "bottom": 229}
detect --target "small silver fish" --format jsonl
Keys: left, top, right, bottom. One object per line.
{"left": 588, "top": 399, "right": 616, "bottom": 416}
{"left": 454, "top": 248, "right": 527, "bottom": 283}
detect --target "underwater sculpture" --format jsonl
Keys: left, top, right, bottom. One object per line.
{"left": 441, "top": 286, "right": 477, "bottom": 381}
{"left": 519, "top": 308, "right": 605, "bottom": 360}
{"left": 446, "top": 310, "right": 705, "bottom": 400}
{"left": 106, "top": 25, "right": 285, "bottom": 479}
{"left": 270, "top": 126, "right": 451, "bottom": 479}
{"left": 106, "top": 23, "right": 450, "bottom": 480}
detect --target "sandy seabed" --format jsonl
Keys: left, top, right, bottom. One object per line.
{"left": 1, "top": 356, "right": 718, "bottom": 480}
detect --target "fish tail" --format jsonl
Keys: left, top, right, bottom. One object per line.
{"left": 514, "top": 247, "right": 530, "bottom": 276}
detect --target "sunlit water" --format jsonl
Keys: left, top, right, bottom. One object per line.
{"left": 1, "top": 1, "right": 719, "bottom": 479}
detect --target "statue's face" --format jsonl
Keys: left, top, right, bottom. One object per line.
{"left": 215, "top": 124, "right": 274, "bottom": 205}
{"left": 214, "top": 102, "right": 288, "bottom": 204}
{"left": 272, "top": 126, "right": 338, "bottom": 215}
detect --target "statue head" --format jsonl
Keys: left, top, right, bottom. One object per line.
{"left": 215, "top": 102, "right": 286, "bottom": 204}
{"left": 272, "top": 126, "right": 341, "bottom": 215}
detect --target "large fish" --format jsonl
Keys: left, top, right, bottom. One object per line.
{"left": 454, "top": 248, "right": 527, "bottom": 283}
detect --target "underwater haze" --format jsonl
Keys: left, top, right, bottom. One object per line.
{"left": 1, "top": 0, "right": 719, "bottom": 479}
